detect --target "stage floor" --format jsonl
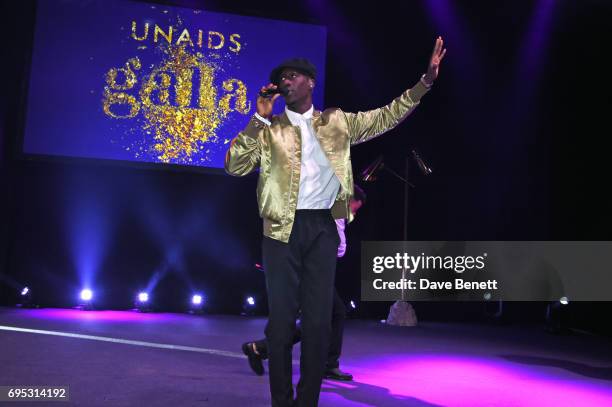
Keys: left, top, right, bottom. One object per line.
{"left": 1, "top": 307, "right": 611, "bottom": 406}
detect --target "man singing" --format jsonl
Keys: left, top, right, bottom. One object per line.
{"left": 225, "top": 37, "right": 446, "bottom": 407}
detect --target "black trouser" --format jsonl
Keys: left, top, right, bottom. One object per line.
{"left": 254, "top": 288, "right": 346, "bottom": 370}
{"left": 262, "top": 210, "right": 339, "bottom": 407}
{"left": 327, "top": 288, "right": 346, "bottom": 369}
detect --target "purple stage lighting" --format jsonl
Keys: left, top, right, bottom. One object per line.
{"left": 350, "top": 300, "right": 357, "bottom": 309}
{"left": 192, "top": 294, "right": 203, "bottom": 305}
{"left": 246, "top": 296, "right": 255, "bottom": 306}
{"left": 138, "top": 292, "right": 149, "bottom": 303}
{"left": 519, "top": 0, "right": 556, "bottom": 81}
{"left": 21, "top": 287, "right": 30, "bottom": 296}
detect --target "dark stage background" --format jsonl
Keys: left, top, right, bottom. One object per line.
{"left": 1, "top": 1, "right": 611, "bottom": 333}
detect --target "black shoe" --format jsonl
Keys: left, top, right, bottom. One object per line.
{"left": 324, "top": 367, "right": 353, "bottom": 381}
{"left": 242, "top": 342, "right": 264, "bottom": 376}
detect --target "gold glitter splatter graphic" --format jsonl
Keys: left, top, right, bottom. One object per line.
{"left": 105, "top": 57, "right": 141, "bottom": 90}
{"left": 103, "top": 57, "right": 142, "bottom": 118}
{"left": 103, "top": 17, "right": 251, "bottom": 165}
{"left": 138, "top": 46, "right": 221, "bottom": 162}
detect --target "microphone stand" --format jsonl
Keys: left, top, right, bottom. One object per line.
{"left": 361, "top": 150, "right": 432, "bottom": 326}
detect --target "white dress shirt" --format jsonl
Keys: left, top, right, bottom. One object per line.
{"left": 255, "top": 106, "right": 341, "bottom": 209}
{"left": 284, "top": 106, "right": 341, "bottom": 209}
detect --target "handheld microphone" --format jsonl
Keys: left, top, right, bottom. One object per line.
{"left": 259, "top": 87, "right": 287, "bottom": 98}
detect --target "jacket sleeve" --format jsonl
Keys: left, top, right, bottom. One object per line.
{"left": 224, "top": 116, "right": 264, "bottom": 176}
{"left": 343, "top": 80, "right": 430, "bottom": 146}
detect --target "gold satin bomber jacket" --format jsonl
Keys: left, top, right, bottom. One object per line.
{"left": 225, "top": 80, "right": 430, "bottom": 243}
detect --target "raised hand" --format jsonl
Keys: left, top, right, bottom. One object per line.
{"left": 256, "top": 83, "right": 281, "bottom": 120}
{"left": 424, "top": 36, "right": 447, "bottom": 85}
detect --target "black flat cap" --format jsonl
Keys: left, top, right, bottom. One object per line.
{"left": 269, "top": 58, "right": 317, "bottom": 85}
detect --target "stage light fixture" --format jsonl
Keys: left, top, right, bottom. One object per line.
{"left": 545, "top": 299, "right": 570, "bottom": 334}
{"left": 347, "top": 299, "right": 359, "bottom": 318}
{"left": 189, "top": 294, "right": 205, "bottom": 314}
{"left": 77, "top": 289, "right": 94, "bottom": 310}
{"left": 133, "top": 291, "right": 151, "bottom": 312}
{"left": 242, "top": 295, "right": 257, "bottom": 316}
{"left": 80, "top": 289, "right": 93, "bottom": 301}
{"left": 16, "top": 286, "right": 34, "bottom": 308}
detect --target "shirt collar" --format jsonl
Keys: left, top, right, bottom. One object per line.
{"left": 285, "top": 105, "right": 314, "bottom": 125}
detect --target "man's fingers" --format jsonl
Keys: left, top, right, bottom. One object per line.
{"left": 259, "top": 83, "right": 280, "bottom": 99}
{"left": 439, "top": 48, "right": 447, "bottom": 60}
{"left": 432, "top": 37, "right": 442, "bottom": 58}
{"left": 260, "top": 84, "right": 277, "bottom": 93}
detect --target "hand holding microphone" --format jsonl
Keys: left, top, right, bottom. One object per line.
{"left": 259, "top": 86, "right": 287, "bottom": 98}
{"left": 257, "top": 83, "right": 286, "bottom": 120}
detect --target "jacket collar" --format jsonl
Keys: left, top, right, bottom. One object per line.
{"left": 277, "top": 107, "right": 321, "bottom": 127}
{"left": 278, "top": 111, "right": 292, "bottom": 127}
{"left": 285, "top": 105, "right": 314, "bottom": 123}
